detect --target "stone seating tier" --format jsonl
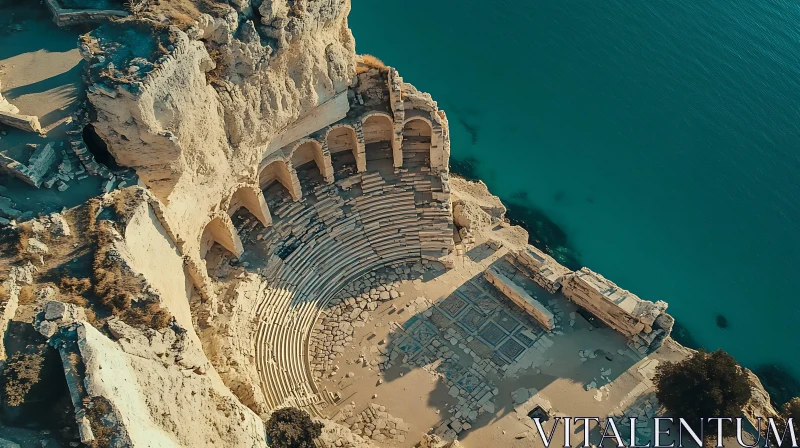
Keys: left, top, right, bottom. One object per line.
{"left": 244, "top": 169, "right": 452, "bottom": 413}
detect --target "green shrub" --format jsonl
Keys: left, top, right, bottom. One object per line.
{"left": 655, "top": 350, "right": 752, "bottom": 437}
{"left": 265, "top": 407, "right": 324, "bottom": 448}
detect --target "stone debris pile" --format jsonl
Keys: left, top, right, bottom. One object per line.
{"left": 341, "top": 403, "right": 410, "bottom": 443}
{"left": 309, "top": 264, "right": 422, "bottom": 378}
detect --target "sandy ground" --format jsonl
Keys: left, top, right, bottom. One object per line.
{"left": 0, "top": 1, "right": 84, "bottom": 132}
{"left": 308, "top": 229, "right": 690, "bottom": 448}
{"left": 0, "top": 0, "right": 84, "bottom": 158}
{"left": 0, "top": 1, "right": 104, "bottom": 213}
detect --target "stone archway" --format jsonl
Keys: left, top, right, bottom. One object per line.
{"left": 228, "top": 186, "right": 272, "bottom": 227}
{"left": 259, "top": 159, "right": 301, "bottom": 201}
{"left": 361, "top": 113, "right": 394, "bottom": 169}
{"left": 326, "top": 125, "right": 365, "bottom": 173}
{"left": 290, "top": 140, "right": 333, "bottom": 183}
{"left": 199, "top": 215, "right": 243, "bottom": 259}
{"left": 402, "top": 118, "right": 432, "bottom": 167}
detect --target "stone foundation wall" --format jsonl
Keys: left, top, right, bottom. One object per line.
{"left": 483, "top": 267, "right": 555, "bottom": 331}
{"left": 0, "top": 110, "right": 42, "bottom": 133}
{"left": 503, "top": 244, "right": 572, "bottom": 294}
{"left": 44, "top": 0, "right": 128, "bottom": 27}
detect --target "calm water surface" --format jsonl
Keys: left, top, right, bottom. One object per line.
{"left": 351, "top": 0, "right": 800, "bottom": 380}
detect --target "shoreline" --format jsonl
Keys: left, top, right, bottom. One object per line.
{"left": 451, "top": 156, "right": 800, "bottom": 407}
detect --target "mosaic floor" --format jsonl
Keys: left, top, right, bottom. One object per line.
{"left": 387, "top": 276, "right": 551, "bottom": 402}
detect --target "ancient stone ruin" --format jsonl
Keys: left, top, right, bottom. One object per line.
{"left": 0, "top": 1, "right": 780, "bottom": 447}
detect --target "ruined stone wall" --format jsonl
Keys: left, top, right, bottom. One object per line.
{"left": 504, "top": 245, "right": 572, "bottom": 294}
{"left": 561, "top": 268, "right": 672, "bottom": 353}
{"left": 44, "top": 0, "right": 129, "bottom": 27}
{"left": 452, "top": 178, "right": 674, "bottom": 353}
{"left": 483, "top": 267, "right": 555, "bottom": 330}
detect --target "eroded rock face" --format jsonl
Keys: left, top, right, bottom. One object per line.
{"left": 51, "top": 321, "right": 267, "bottom": 447}
{"left": 82, "top": 0, "right": 356, "bottom": 257}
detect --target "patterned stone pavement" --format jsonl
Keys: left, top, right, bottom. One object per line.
{"left": 383, "top": 275, "right": 556, "bottom": 431}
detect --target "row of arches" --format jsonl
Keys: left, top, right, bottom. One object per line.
{"left": 197, "top": 115, "right": 439, "bottom": 265}
{"left": 257, "top": 114, "right": 437, "bottom": 196}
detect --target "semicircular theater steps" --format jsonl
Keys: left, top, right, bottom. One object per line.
{"left": 244, "top": 168, "right": 453, "bottom": 414}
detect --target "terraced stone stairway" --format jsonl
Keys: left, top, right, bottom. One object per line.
{"left": 234, "top": 164, "right": 453, "bottom": 413}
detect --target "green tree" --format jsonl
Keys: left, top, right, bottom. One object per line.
{"left": 783, "top": 398, "right": 800, "bottom": 437}
{"left": 265, "top": 407, "right": 324, "bottom": 448}
{"left": 654, "top": 350, "right": 752, "bottom": 437}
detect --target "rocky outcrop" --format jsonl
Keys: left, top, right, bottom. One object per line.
{"left": 82, "top": 0, "right": 356, "bottom": 262}
{"left": 450, "top": 177, "right": 506, "bottom": 224}
{"left": 49, "top": 320, "right": 267, "bottom": 447}
{"left": 744, "top": 368, "right": 781, "bottom": 425}
{"left": 196, "top": 273, "right": 270, "bottom": 416}
{"left": 10, "top": 189, "right": 271, "bottom": 447}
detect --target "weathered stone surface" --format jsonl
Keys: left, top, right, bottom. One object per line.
{"left": 43, "top": 300, "right": 68, "bottom": 321}
{"left": 0, "top": 437, "right": 21, "bottom": 448}
{"left": 0, "top": 110, "right": 42, "bottom": 133}
{"left": 505, "top": 244, "right": 572, "bottom": 294}
{"left": 44, "top": 0, "right": 129, "bottom": 27}
{"left": 561, "top": 268, "right": 670, "bottom": 351}
{"left": 26, "top": 238, "right": 49, "bottom": 255}
{"left": 484, "top": 267, "right": 555, "bottom": 331}
{"left": 52, "top": 321, "right": 266, "bottom": 447}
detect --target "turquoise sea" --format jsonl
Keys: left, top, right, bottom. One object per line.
{"left": 351, "top": 0, "right": 800, "bottom": 393}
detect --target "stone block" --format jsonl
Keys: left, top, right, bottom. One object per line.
{"left": 44, "top": 300, "right": 68, "bottom": 321}
{"left": 0, "top": 110, "right": 42, "bottom": 133}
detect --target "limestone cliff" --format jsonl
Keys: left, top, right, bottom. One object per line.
{"left": 82, "top": 0, "right": 356, "bottom": 259}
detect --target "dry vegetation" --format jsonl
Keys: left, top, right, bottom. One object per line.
{"left": 138, "top": 0, "right": 231, "bottom": 29}
{"left": 86, "top": 396, "right": 114, "bottom": 447}
{"left": 290, "top": 0, "right": 305, "bottom": 17}
{"left": 111, "top": 187, "right": 144, "bottom": 222}
{"left": 92, "top": 221, "right": 173, "bottom": 329}
{"left": 60, "top": 277, "right": 92, "bottom": 308}
{"left": 205, "top": 47, "right": 227, "bottom": 86}
{"left": 356, "top": 54, "right": 387, "bottom": 74}
{"left": 4, "top": 196, "right": 173, "bottom": 332}
{"left": 17, "top": 285, "right": 35, "bottom": 305}
{"left": 2, "top": 345, "right": 46, "bottom": 407}
{"left": 92, "top": 222, "right": 141, "bottom": 312}
{"left": 0, "top": 281, "right": 9, "bottom": 303}
{"left": 60, "top": 277, "right": 92, "bottom": 296}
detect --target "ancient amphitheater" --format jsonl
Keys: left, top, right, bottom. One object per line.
{"left": 0, "top": 1, "right": 781, "bottom": 447}
{"left": 239, "top": 68, "right": 455, "bottom": 413}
